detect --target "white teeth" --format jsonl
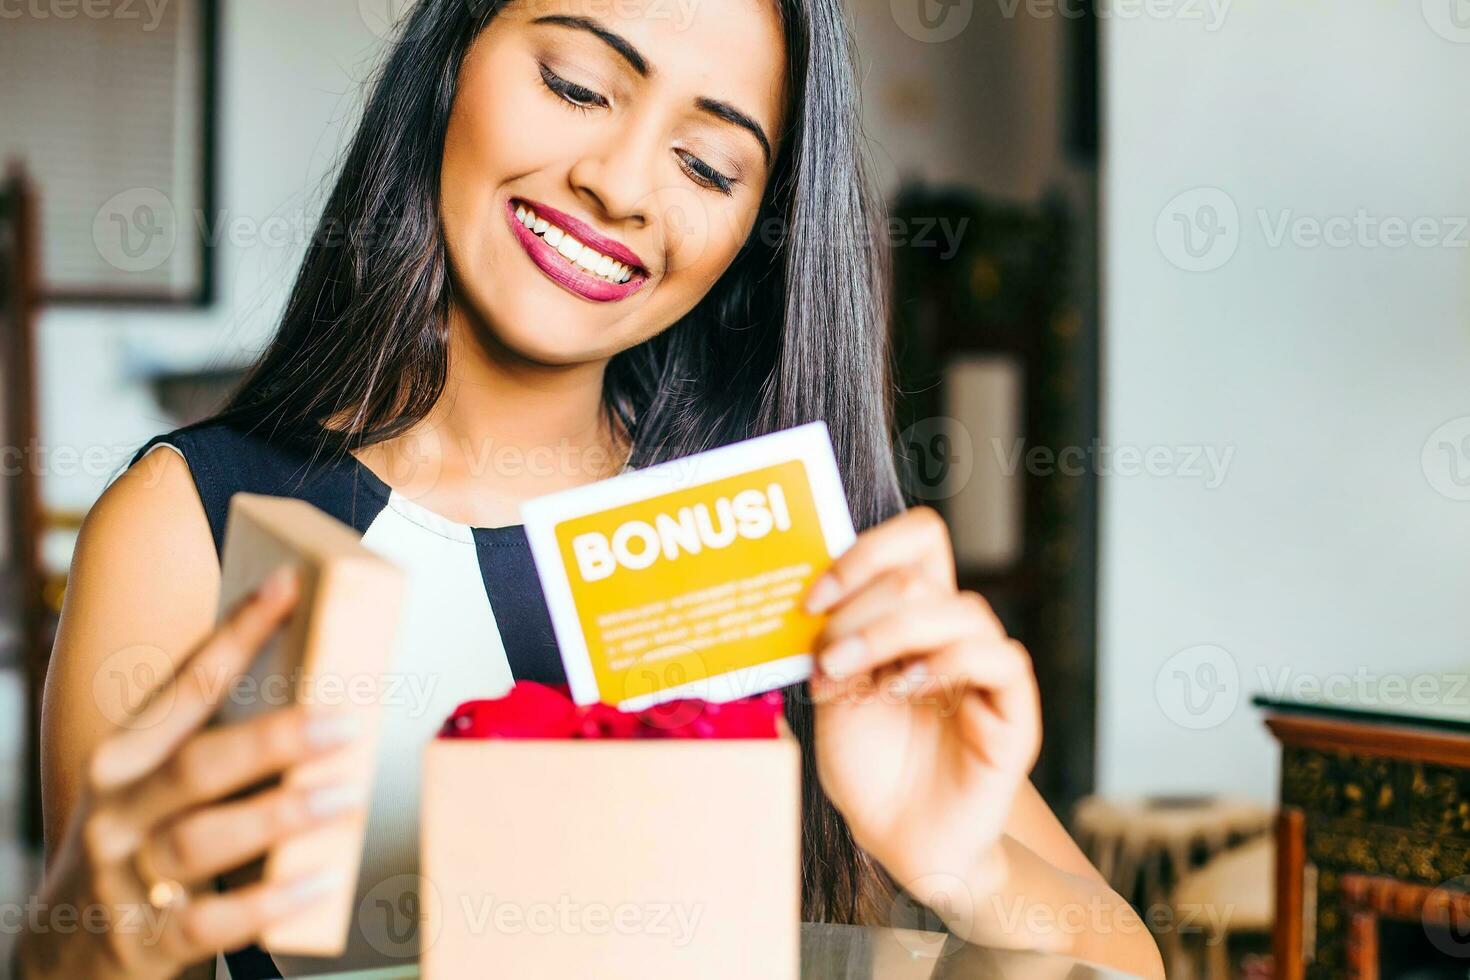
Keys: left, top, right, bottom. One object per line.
{"left": 516, "top": 203, "right": 637, "bottom": 284}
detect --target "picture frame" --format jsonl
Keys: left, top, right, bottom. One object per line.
{"left": 0, "top": 0, "right": 220, "bottom": 306}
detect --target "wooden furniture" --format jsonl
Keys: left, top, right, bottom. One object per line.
{"left": 1170, "top": 833, "right": 1274, "bottom": 979}
{"left": 1, "top": 163, "right": 235, "bottom": 853}
{"left": 1072, "top": 795, "right": 1271, "bottom": 974}
{"left": 1338, "top": 873, "right": 1470, "bottom": 979}
{"left": 1262, "top": 696, "right": 1470, "bottom": 979}
{"left": 0, "top": 163, "right": 49, "bottom": 848}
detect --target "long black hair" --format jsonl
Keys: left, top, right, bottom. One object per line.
{"left": 217, "top": 0, "right": 905, "bottom": 924}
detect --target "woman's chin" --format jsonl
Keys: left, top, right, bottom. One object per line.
{"left": 456, "top": 267, "right": 666, "bottom": 366}
{"left": 474, "top": 316, "right": 628, "bottom": 368}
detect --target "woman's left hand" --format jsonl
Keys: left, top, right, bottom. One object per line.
{"left": 804, "top": 505, "right": 1041, "bottom": 898}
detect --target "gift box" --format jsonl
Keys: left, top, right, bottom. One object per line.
{"left": 215, "top": 493, "right": 404, "bottom": 956}
{"left": 420, "top": 687, "right": 800, "bottom": 979}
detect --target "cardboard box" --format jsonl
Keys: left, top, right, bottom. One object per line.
{"left": 420, "top": 735, "right": 801, "bottom": 979}
{"left": 216, "top": 492, "right": 405, "bottom": 956}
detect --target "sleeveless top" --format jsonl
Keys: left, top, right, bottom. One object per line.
{"left": 129, "top": 420, "right": 572, "bottom": 979}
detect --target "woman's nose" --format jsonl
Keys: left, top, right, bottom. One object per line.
{"left": 566, "top": 130, "right": 659, "bottom": 230}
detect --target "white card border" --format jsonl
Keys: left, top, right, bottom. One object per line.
{"left": 520, "top": 421, "right": 856, "bottom": 707}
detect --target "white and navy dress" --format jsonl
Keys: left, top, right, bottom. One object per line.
{"left": 131, "top": 420, "right": 571, "bottom": 979}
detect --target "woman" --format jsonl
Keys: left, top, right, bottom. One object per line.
{"left": 19, "top": 0, "right": 1163, "bottom": 976}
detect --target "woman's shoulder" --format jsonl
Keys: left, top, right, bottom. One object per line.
{"left": 127, "top": 417, "right": 304, "bottom": 485}
{"left": 122, "top": 419, "right": 305, "bottom": 555}
{"left": 77, "top": 430, "right": 220, "bottom": 627}
{"left": 122, "top": 417, "right": 387, "bottom": 556}
{"left": 67, "top": 417, "right": 321, "bottom": 685}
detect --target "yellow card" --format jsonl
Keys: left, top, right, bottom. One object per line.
{"left": 521, "top": 422, "right": 856, "bottom": 708}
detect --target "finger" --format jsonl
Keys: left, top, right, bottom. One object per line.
{"left": 918, "top": 638, "right": 1040, "bottom": 735}
{"left": 804, "top": 506, "right": 955, "bottom": 614}
{"left": 113, "top": 705, "right": 361, "bottom": 839}
{"left": 146, "top": 776, "right": 367, "bottom": 886}
{"left": 90, "top": 566, "right": 301, "bottom": 792}
{"left": 956, "top": 699, "right": 1041, "bottom": 774}
{"left": 816, "top": 591, "right": 1002, "bottom": 680}
{"left": 156, "top": 868, "right": 348, "bottom": 966}
{"left": 810, "top": 638, "right": 1041, "bottom": 772}
{"left": 814, "top": 564, "right": 946, "bottom": 648}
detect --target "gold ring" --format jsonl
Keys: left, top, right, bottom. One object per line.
{"left": 133, "top": 844, "right": 189, "bottom": 911}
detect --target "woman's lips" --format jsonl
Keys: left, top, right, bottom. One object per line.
{"left": 504, "top": 197, "right": 648, "bottom": 304}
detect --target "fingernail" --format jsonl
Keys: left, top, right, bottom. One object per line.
{"left": 804, "top": 574, "right": 840, "bottom": 614}
{"left": 258, "top": 566, "right": 296, "bottom": 603}
{"left": 820, "top": 636, "right": 867, "bottom": 680}
{"left": 286, "top": 868, "right": 347, "bottom": 905}
{"left": 306, "top": 712, "right": 362, "bottom": 748}
{"left": 307, "top": 781, "right": 367, "bottom": 818}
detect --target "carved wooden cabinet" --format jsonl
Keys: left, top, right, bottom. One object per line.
{"left": 1261, "top": 698, "right": 1470, "bottom": 979}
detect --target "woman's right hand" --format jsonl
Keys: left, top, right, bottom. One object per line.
{"left": 17, "top": 567, "right": 367, "bottom": 980}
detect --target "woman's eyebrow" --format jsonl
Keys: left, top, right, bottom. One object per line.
{"left": 694, "top": 96, "right": 772, "bottom": 165}
{"left": 532, "top": 15, "right": 649, "bottom": 76}
{"left": 532, "top": 14, "right": 774, "bottom": 166}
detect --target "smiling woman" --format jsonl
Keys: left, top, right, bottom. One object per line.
{"left": 439, "top": 0, "right": 788, "bottom": 360}
{"left": 22, "top": 0, "right": 1163, "bottom": 978}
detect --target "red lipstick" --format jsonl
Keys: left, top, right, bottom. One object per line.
{"left": 505, "top": 197, "right": 648, "bottom": 304}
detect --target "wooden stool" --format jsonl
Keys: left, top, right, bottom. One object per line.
{"left": 1073, "top": 796, "right": 1272, "bottom": 975}
{"left": 1171, "top": 834, "right": 1274, "bottom": 980}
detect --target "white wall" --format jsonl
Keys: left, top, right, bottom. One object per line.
{"left": 37, "top": 0, "right": 386, "bottom": 515}
{"left": 1100, "top": 1, "right": 1470, "bottom": 800}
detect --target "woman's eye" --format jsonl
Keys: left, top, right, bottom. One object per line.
{"left": 538, "top": 64, "right": 608, "bottom": 111}
{"left": 537, "top": 63, "right": 734, "bottom": 196}
{"left": 676, "top": 150, "right": 735, "bottom": 196}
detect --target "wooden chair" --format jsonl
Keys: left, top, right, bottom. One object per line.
{"left": 0, "top": 162, "right": 50, "bottom": 848}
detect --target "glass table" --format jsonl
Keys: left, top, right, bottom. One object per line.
{"left": 305, "top": 923, "right": 1141, "bottom": 978}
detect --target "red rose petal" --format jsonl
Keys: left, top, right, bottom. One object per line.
{"left": 439, "top": 684, "right": 785, "bottom": 739}
{"left": 439, "top": 683, "right": 579, "bottom": 739}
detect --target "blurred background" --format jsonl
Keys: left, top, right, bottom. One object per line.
{"left": 2, "top": 0, "right": 1468, "bottom": 977}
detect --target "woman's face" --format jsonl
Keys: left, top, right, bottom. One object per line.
{"left": 440, "top": 0, "right": 788, "bottom": 365}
